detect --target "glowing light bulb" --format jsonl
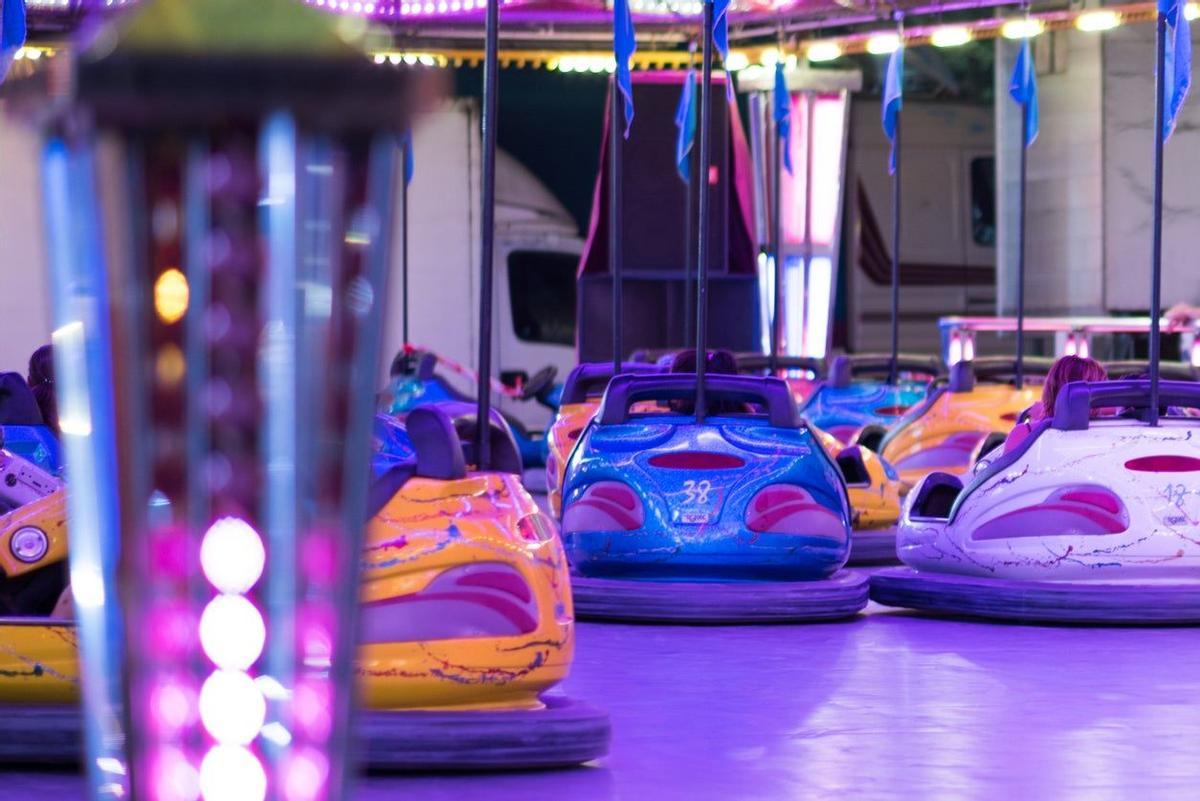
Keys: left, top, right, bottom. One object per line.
{"left": 724, "top": 51, "right": 750, "bottom": 71}
{"left": 1187, "top": 3, "right": 1199, "bottom": 21}
{"left": 930, "top": 26, "right": 971, "bottom": 48}
{"left": 1001, "top": 18, "right": 1045, "bottom": 39}
{"left": 866, "top": 33, "right": 901, "bottom": 55}
{"left": 154, "top": 268, "right": 190, "bottom": 324}
{"left": 200, "top": 518, "right": 265, "bottom": 595}
{"left": 1075, "top": 10, "right": 1119, "bottom": 32}
{"left": 199, "top": 670, "right": 266, "bottom": 746}
{"left": 199, "top": 746, "right": 266, "bottom": 801}
{"left": 806, "top": 42, "right": 842, "bottom": 63}
{"left": 199, "top": 595, "right": 265, "bottom": 671}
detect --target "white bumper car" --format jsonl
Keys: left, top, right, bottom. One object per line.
{"left": 871, "top": 380, "right": 1200, "bottom": 623}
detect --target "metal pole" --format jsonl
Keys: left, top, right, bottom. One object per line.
{"left": 401, "top": 145, "right": 410, "bottom": 345}
{"left": 771, "top": 89, "right": 784, "bottom": 372}
{"left": 683, "top": 53, "right": 695, "bottom": 348}
{"left": 802, "top": 91, "right": 815, "bottom": 357}
{"left": 1149, "top": 12, "right": 1166, "bottom": 425}
{"left": 476, "top": 0, "right": 499, "bottom": 467}
{"left": 888, "top": 65, "right": 902, "bottom": 385}
{"left": 610, "top": 77, "right": 624, "bottom": 374}
{"left": 1015, "top": 101, "right": 1028, "bottom": 390}
{"left": 695, "top": 0, "right": 714, "bottom": 422}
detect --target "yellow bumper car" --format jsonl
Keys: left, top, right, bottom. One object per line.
{"left": 878, "top": 357, "right": 1051, "bottom": 490}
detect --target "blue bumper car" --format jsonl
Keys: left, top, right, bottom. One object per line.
{"left": 383, "top": 348, "right": 557, "bottom": 470}
{"left": 560, "top": 372, "right": 868, "bottom": 622}
{"left": 799, "top": 354, "right": 941, "bottom": 448}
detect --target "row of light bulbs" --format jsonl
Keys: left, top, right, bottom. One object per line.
{"left": 804, "top": 5, "right": 1200, "bottom": 63}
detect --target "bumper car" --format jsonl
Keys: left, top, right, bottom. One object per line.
{"left": 0, "top": 373, "right": 62, "bottom": 476}
{"left": 383, "top": 346, "right": 558, "bottom": 471}
{"left": 545, "top": 361, "right": 660, "bottom": 518}
{"left": 0, "top": 407, "right": 609, "bottom": 770}
{"left": 0, "top": 444, "right": 72, "bottom": 711}
{"left": 735, "top": 353, "right": 824, "bottom": 405}
{"left": 871, "top": 379, "right": 1200, "bottom": 623}
{"left": 560, "top": 372, "right": 868, "bottom": 623}
{"left": 878, "top": 356, "right": 1052, "bottom": 490}
{"left": 799, "top": 354, "right": 941, "bottom": 447}
{"left": 811, "top": 426, "right": 903, "bottom": 565}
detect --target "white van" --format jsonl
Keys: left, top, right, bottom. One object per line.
{"left": 383, "top": 100, "right": 583, "bottom": 431}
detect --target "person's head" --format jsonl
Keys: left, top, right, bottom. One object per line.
{"left": 668, "top": 349, "right": 738, "bottom": 375}
{"left": 27, "top": 344, "right": 57, "bottom": 433}
{"left": 1041, "top": 355, "right": 1107, "bottom": 417}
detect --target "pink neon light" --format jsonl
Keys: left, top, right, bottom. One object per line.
{"left": 283, "top": 748, "right": 331, "bottom": 801}
{"left": 293, "top": 679, "right": 334, "bottom": 742}
{"left": 151, "top": 745, "right": 200, "bottom": 801}
{"left": 146, "top": 603, "right": 199, "bottom": 658}
{"left": 781, "top": 93, "right": 846, "bottom": 247}
{"left": 150, "top": 679, "right": 197, "bottom": 735}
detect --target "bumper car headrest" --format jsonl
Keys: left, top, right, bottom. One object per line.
{"left": 1103, "top": 361, "right": 1198, "bottom": 381}
{"left": 828, "top": 354, "right": 942, "bottom": 389}
{"left": 948, "top": 361, "right": 975, "bottom": 393}
{"left": 0, "top": 373, "right": 43, "bottom": 426}
{"left": 1053, "top": 379, "right": 1200, "bottom": 430}
{"left": 560, "top": 361, "right": 660, "bottom": 406}
{"left": 407, "top": 401, "right": 524, "bottom": 477}
{"left": 599, "top": 373, "right": 799, "bottom": 428}
{"left": 735, "top": 353, "right": 825, "bottom": 377}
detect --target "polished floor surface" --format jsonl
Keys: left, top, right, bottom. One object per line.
{"left": 368, "top": 603, "right": 1200, "bottom": 801}
{"left": 11, "top": 600, "right": 1200, "bottom": 800}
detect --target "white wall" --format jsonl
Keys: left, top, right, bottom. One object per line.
{"left": 846, "top": 98, "right": 994, "bottom": 353}
{"left": 1001, "top": 22, "right": 1200, "bottom": 315}
{"left": 1103, "top": 22, "right": 1200, "bottom": 311}
{"left": 996, "top": 31, "right": 1105, "bottom": 315}
{"left": 0, "top": 102, "right": 52, "bottom": 375}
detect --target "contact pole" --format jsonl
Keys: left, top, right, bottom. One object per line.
{"left": 888, "top": 61, "right": 902, "bottom": 385}
{"left": 1149, "top": 12, "right": 1167, "bottom": 426}
{"left": 401, "top": 139, "right": 410, "bottom": 346}
{"left": 771, "top": 87, "right": 784, "bottom": 373}
{"left": 610, "top": 77, "right": 624, "bottom": 375}
{"left": 695, "top": 0, "right": 714, "bottom": 422}
{"left": 1015, "top": 101, "right": 1028, "bottom": 390}
{"left": 476, "top": 0, "right": 500, "bottom": 467}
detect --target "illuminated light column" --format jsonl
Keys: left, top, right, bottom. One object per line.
{"left": 16, "top": 1, "right": 422, "bottom": 800}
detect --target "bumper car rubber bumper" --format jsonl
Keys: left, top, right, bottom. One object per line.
{"left": 0, "top": 696, "right": 611, "bottom": 771}
{"left": 869, "top": 567, "right": 1200, "bottom": 625}
{"left": 571, "top": 570, "right": 869, "bottom": 624}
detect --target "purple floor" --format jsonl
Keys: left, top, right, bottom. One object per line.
{"left": 364, "top": 603, "right": 1200, "bottom": 800}
{"left": 10, "top": 600, "right": 1200, "bottom": 799}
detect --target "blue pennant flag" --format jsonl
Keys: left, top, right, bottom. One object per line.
{"left": 674, "top": 67, "right": 697, "bottom": 183}
{"left": 400, "top": 131, "right": 414, "bottom": 186}
{"left": 613, "top": 0, "right": 636, "bottom": 137}
{"left": 881, "top": 45, "right": 904, "bottom": 175}
{"left": 773, "top": 62, "right": 793, "bottom": 175}
{"left": 1159, "top": 0, "right": 1192, "bottom": 141}
{"left": 711, "top": 0, "right": 736, "bottom": 101}
{"left": 1, "top": 0, "right": 27, "bottom": 86}
{"left": 1009, "top": 39, "right": 1039, "bottom": 148}
{"left": 713, "top": 0, "right": 729, "bottom": 64}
